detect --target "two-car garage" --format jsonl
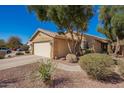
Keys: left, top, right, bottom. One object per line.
{"left": 34, "top": 42, "right": 51, "bottom": 58}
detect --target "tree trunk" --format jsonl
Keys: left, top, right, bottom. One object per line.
{"left": 74, "top": 34, "right": 83, "bottom": 56}
{"left": 114, "top": 36, "right": 120, "bottom": 56}
{"left": 67, "top": 30, "right": 83, "bottom": 55}
{"left": 66, "top": 28, "right": 74, "bottom": 54}
{"left": 65, "top": 38, "right": 73, "bottom": 54}
{"left": 107, "top": 43, "right": 113, "bottom": 55}
{"left": 70, "top": 31, "right": 75, "bottom": 54}
{"left": 74, "top": 40, "right": 78, "bottom": 54}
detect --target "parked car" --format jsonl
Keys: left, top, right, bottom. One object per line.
{"left": 0, "top": 47, "right": 12, "bottom": 54}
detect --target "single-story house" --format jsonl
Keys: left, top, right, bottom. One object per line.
{"left": 28, "top": 28, "right": 108, "bottom": 59}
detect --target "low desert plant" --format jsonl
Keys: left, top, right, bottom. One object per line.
{"left": 79, "top": 53, "right": 117, "bottom": 81}
{"left": 84, "top": 48, "right": 93, "bottom": 54}
{"left": 117, "top": 61, "right": 124, "bottom": 77}
{"left": 0, "top": 51, "right": 6, "bottom": 59}
{"left": 38, "top": 59, "right": 56, "bottom": 86}
{"left": 66, "top": 53, "right": 77, "bottom": 63}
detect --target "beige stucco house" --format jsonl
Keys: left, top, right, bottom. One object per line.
{"left": 28, "top": 28, "right": 108, "bottom": 59}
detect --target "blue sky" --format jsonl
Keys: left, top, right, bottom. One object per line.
{"left": 0, "top": 5, "right": 105, "bottom": 44}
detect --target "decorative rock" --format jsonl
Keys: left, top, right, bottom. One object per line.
{"left": 66, "top": 54, "right": 77, "bottom": 63}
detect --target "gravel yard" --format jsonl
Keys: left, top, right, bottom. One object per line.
{"left": 55, "top": 59, "right": 79, "bottom": 66}
{"left": 0, "top": 62, "right": 124, "bottom": 88}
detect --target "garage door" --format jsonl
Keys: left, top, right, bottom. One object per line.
{"left": 34, "top": 42, "right": 51, "bottom": 58}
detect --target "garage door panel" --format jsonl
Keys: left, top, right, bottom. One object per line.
{"left": 34, "top": 42, "right": 51, "bottom": 58}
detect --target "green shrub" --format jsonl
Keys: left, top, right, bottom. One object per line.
{"left": 117, "top": 61, "right": 124, "bottom": 77}
{"left": 16, "top": 52, "right": 24, "bottom": 55}
{"left": 84, "top": 48, "right": 93, "bottom": 54}
{"left": 79, "top": 53, "right": 116, "bottom": 81}
{"left": 39, "top": 59, "right": 56, "bottom": 85}
{"left": 0, "top": 51, "right": 5, "bottom": 59}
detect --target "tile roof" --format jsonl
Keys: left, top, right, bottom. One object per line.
{"left": 38, "top": 28, "right": 58, "bottom": 37}
{"left": 30, "top": 28, "right": 108, "bottom": 43}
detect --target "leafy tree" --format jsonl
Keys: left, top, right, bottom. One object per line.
{"left": 0, "top": 39, "right": 6, "bottom": 47}
{"left": 111, "top": 14, "right": 124, "bottom": 54}
{"left": 7, "top": 36, "right": 22, "bottom": 49}
{"left": 28, "top": 5, "right": 93, "bottom": 55}
{"left": 111, "top": 14, "right": 124, "bottom": 40}
{"left": 98, "top": 6, "right": 124, "bottom": 55}
{"left": 98, "top": 6, "right": 114, "bottom": 41}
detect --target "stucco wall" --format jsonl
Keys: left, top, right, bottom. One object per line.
{"left": 84, "top": 35, "right": 102, "bottom": 53}
{"left": 30, "top": 32, "right": 53, "bottom": 43}
{"left": 84, "top": 36, "right": 94, "bottom": 49}
{"left": 53, "top": 38, "right": 73, "bottom": 58}
{"left": 93, "top": 40, "right": 102, "bottom": 53}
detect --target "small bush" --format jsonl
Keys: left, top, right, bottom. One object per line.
{"left": 66, "top": 53, "right": 77, "bottom": 63}
{"left": 39, "top": 59, "right": 56, "bottom": 85}
{"left": 16, "top": 52, "right": 24, "bottom": 55}
{"left": 0, "top": 51, "right": 6, "bottom": 59}
{"left": 79, "top": 53, "right": 116, "bottom": 81}
{"left": 117, "top": 61, "right": 124, "bottom": 77}
{"left": 84, "top": 48, "right": 93, "bottom": 54}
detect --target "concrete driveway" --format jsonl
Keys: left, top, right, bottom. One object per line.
{"left": 0, "top": 55, "right": 82, "bottom": 72}
{"left": 0, "top": 55, "right": 42, "bottom": 70}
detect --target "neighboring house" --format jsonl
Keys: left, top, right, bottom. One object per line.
{"left": 28, "top": 28, "right": 108, "bottom": 59}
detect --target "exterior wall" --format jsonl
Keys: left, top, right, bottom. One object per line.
{"left": 84, "top": 35, "right": 94, "bottom": 49}
{"left": 84, "top": 35, "right": 102, "bottom": 53}
{"left": 53, "top": 38, "right": 74, "bottom": 58}
{"left": 30, "top": 32, "right": 53, "bottom": 43}
{"left": 93, "top": 40, "right": 102, "bottom": 53}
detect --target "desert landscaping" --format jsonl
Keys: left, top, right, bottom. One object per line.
{"left": 0, "top": 55, "right": 124, "bottom": 88}
{"left": 0, "top": 5, "right": 124, "bottom": 88}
